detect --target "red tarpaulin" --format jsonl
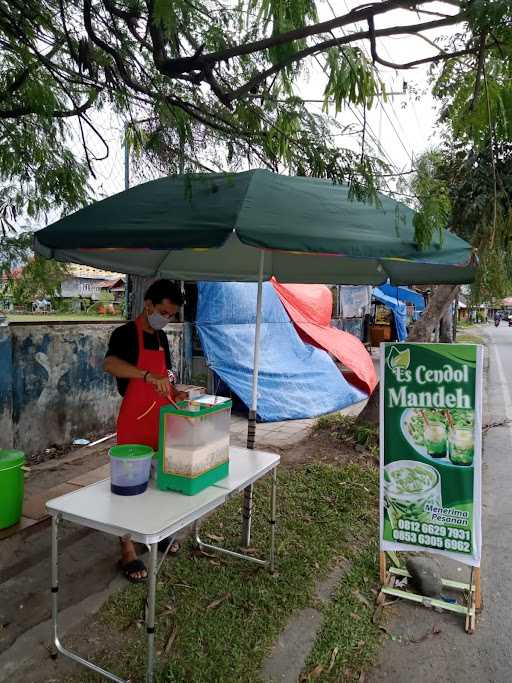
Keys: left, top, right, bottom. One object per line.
{"left": 271, "top": 278, "right": 377, "bottom": 395}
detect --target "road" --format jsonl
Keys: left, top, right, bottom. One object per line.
{"left": 369, "top": 324, "right": 512, "bottom": 683}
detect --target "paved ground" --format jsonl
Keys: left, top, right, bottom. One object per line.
{"left": 368, "top": 325, "right": 512, "bottom": 683}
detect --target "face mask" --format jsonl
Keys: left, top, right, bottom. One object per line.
{"left": 147, "top": 311, "right": 169, "bottom": 330}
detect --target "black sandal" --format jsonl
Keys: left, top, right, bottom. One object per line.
{"left": 118, "top": 558, "right": 148, "bottom": 583}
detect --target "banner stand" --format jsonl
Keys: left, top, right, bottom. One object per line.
{"left": 379, "top": 342, "right": 484, "bottom": 635}
{"left": 377, "top": 551, "right": 481, "bottom": 634}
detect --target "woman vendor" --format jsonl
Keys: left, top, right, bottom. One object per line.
{"left": 104, "top": 279, "right": 187, "bottom": 582}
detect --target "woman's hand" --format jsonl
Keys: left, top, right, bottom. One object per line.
{"left": 146, "top": 372, "right": 172, "bottom": 396}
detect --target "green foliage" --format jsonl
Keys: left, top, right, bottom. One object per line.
{"left": 0, "top": 231, "right": 32, "bottom": 276}
{"left": 0, "top": 1, "right": 94, "bottom": 233}
{"left": 0, "top": 231, "right": 70, "bottom": 305}
{"left": 414, "top": 5, "right": 512, "bottom": 302}
{"left": 324, "top": 48, "right": 382, "bottom": 113}
{"left": 3, "top": 0, "right": 491, "bottom": 229}
{"left": 411, "top": 151, "right": 452, "bottom": 249}
{"left": 413, "top": 144, "right": 512, "bottom": 303}
{"left": 2, "top": 0, "right": 511, "bottom": 238}
{"left": 99, "top": 289, "right": 114, "bottom": 303}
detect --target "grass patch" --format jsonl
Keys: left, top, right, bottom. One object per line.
{"left": 456, "top": 333, "right": 486, "bottom": 346}
{"left": 314, "top": 414, "right": 379, "bottom": 458}
{"left": 71, "top": 463, "right": 380, "bottom": 683}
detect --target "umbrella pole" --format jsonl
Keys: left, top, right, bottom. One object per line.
{"left": 242, "top": 250, "right": 264, "bottom": 547}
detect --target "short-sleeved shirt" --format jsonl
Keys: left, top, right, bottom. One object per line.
{"left": 105, "top": 321, "right": 172, "bottom": 396}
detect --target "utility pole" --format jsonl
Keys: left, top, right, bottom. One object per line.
{"left": 124, "top": 123, "right": 131, "bottom": 319}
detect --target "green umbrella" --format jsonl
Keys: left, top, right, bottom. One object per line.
{"left": 34, "top": 169, "right": 475, "bottom": 547}
{"left": 34, "top": 169, "right": 474, "bottom": 285}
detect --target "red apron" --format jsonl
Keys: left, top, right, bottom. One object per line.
{"left": 116, "top": 316, "right": 169, "bottom": 450}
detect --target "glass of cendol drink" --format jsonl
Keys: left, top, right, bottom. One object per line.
{"left": 384, "top": 460, "right": 442, "bottom": 530}
{"left": 424, "top": 421, "right": 447, "bottom": 458}
{"left": 449, "top": 426, "right": 474, "bottom": 466}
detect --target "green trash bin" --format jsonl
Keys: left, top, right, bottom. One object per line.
{"left": 0, "top": 450, "right": 25, "bottom": 529}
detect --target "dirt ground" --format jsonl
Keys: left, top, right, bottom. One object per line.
{"left": 263, "top": 427, "right": 377, "bottom": 469}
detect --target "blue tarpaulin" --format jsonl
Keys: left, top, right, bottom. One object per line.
{"left": 196, "top": 282, "right": 367, "bottom": 422}
{"left": 372, "top": 287, "right": 408, "bottom": 341}
{"left": 378, "top": 284, "right": 425, "bottom": 312}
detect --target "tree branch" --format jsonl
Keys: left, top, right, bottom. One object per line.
{"left": 470, "top": 32, "right": 487, "bottom": 112}
{"left": 227, "top": 13, "right": 466, "bottom": 104}
{"left": 367, "top": 14, "right": 470, "bottom": 70}
{"left": 157, "top": 0, "right": 453, "bottom": 77}
{"left": 0, "top": 68, "right": 31, "bottom": 104}
{"left": 0, "top": 93, "right": 97, "bottom": 119}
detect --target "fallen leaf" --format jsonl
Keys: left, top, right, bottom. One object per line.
{"left": 409, "top": 625, "right": 442, "bottom": 644}
{"left": 206, "top": 592, "right": 231, "bottom": 610}
{"left": 353, "top": 590, "right": 371, "bottom": 609}
{"left": 194, "top": 549, "right": 217, "bottom": 559}
{"left": 327, "top": 646, "right": 339, "bottom": 673}
{"left": 164, "top": 625, "right": 177, "bottom": 655}
{"left": 350, "top": 612, "right": 361, "bottom": 621}
{"left": 309, "top": 664, "right": 324, "bottom": 679}
{"left": 206, "top": 533, "right": 225, "bottom": 542}
{"left": 209, "top": 559, "right": 222, "bottom": 566}
{"left": 314, "top": 562, "right": 320, "bottom": 570}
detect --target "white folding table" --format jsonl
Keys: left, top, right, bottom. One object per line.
{"left": 46, "top": 447, "right": 279, "bottom": 683}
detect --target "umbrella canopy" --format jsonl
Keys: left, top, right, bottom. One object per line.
{"left": 34, "top": 169, "right": 475, "bottom": 286}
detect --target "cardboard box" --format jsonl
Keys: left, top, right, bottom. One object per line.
{"left": 175, "top": 384, "right": 206, "bottom": 399}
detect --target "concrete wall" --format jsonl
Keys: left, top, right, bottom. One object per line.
{"left": 0, "top": 320, "right": 192, "bottom": 456}
{"left": 0, "top": 318, "right": 14, "bottom": 449}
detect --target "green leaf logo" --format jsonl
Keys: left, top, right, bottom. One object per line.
{"left": 388, "top": 347, "right": 410, "bottom": 370}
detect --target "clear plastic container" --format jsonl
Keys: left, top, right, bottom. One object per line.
{"left": 109, "top": 444, "right": 154, "bottom": 496}
{"left": 161, "top": 400, "right": 231, "bottom": 478}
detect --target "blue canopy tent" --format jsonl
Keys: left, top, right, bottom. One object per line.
{"left": 372, "top": 287, "right": 408, "bottom": 341}
{"left": 378, "top": 283, "right": 425, "bottom": 321}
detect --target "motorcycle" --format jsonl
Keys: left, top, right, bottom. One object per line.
{"left": 495, "top": 319, "right": 501, "bottom": 327}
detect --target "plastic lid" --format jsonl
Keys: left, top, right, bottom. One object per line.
{"left": 109, "top": 444, "right": 154, "bottom": 459}
{"left": 0, "top": 449, "right": 25, "bottom": 471}
{"left": 163, "top": 399, "right": 232, "bottom": 417}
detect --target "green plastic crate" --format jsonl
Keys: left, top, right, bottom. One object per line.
{"left": 156, "top": 399, "right": 232, "bottom": 495}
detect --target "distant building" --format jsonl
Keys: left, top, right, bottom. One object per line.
{"left": 60, "top": 267, "right": 125, "bottom": 302}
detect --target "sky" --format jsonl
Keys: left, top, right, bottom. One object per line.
{"left": 66, "top": 1, "right": 458, "bottom": 211}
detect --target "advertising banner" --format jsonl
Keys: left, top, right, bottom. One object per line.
{"left": 380, "top": 343, "right": 483, "bottom": 566}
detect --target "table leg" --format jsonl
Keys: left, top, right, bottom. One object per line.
{"left": 146, "top": 543, "right": 158, "bottom": 683}
{"left": 241, "top": 484, "right": 253, "bottom": 547}
{"left": 50, "top": 514, "right": 60, "bottom": 659}
{"left": 49, "top": 518, "right": 127, "bottom": 682}
{"left": 269, "top": 467, "right": 277, "bottom": 572}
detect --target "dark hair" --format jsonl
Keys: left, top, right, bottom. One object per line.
{"left": 144, "top": 279, "right": 184, "bottom": 306}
